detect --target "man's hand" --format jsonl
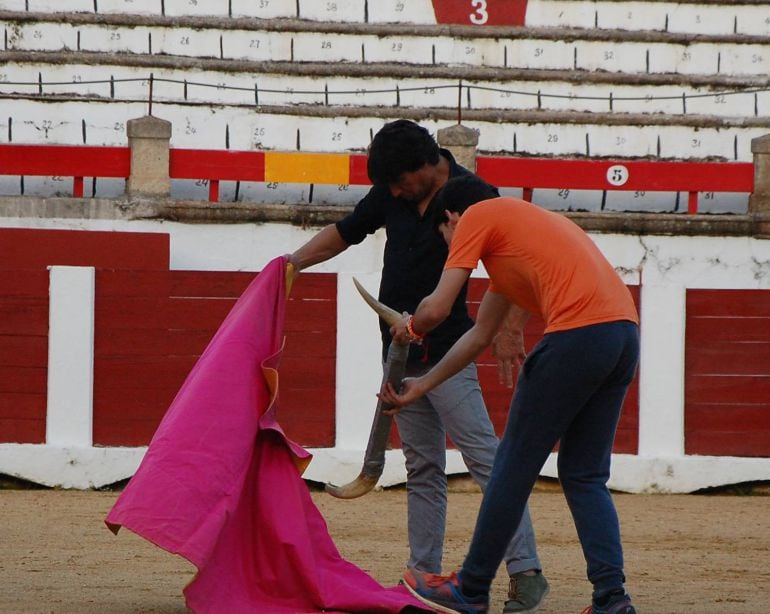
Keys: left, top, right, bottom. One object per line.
{"left": 390, "top": 312, "right": 413, "bottom": 345}
{"left": 378, "top": 378, "right": 425, "bottom": 412}
{"left": 491, "top": 330, "right": 526, "bottom": 388}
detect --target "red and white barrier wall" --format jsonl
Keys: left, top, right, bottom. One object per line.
{"left": 1, "top": 219, "right": 769, "bottom": 492}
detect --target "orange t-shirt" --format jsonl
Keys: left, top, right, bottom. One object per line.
{"left": 445, "top": 197, "right": 639, "bottom": 333}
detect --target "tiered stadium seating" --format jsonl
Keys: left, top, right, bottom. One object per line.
{"left": 1, "top": 0, "right": 769, "bottom": 211}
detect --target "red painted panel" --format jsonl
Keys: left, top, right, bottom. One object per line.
{"left": 0, "top": 418, "right": 45, "bottom": 444}
{"left": 431, "top": 0, "right": 528, "bottom": 26}
{"left": 685, "top": 289, "right": 770, "bottom": 456}
{"left": 685, "top": 341, "right": 770, "bottom": 374}
{"left": 0, "top": 366, "right": 47, "bottom": 395}
{"left": 1, "top": 228, "right": 169, "bottom": 270}
{"left": 467, "top": 279, "right": 640, "bottom": 453}
{"left": 282, "top": 273, "right": 337, "bottom": 446}
{"left": 686, "top": 403, "right": 770, "bottom": 431}
{"left": 0, "top": 335, "right": 47, "bottom": 368}
{"left": 0, "top": 269, "right": 49, "bottom": 298}
{"left": 97, "top": 296, "right": 170, "bottom": 330}
{"left": 685, "top": 431, "right": 770, "bottom": 458}
{"left": 166, "top": 297, "right": 237, "bottom": 330}
{"left": 278, "top": 356, "right": 335, "bottom": 389}
{"left": 279, "top": 387, "right": 336, "bottom": 446}
{"left": 92, "top": 269, "right": 337, "bottom": 448}
{"left": 0, "top": 267, "right": 49, "bottom": 443}
{"left": 95, "top": 357, "right": 195, "bottom": 408}
{"left": 687, "top": 289, "right": 770, "bottom": 316}
{"left": 0, "top": 392, "right": 46, "bottom": 420}
{"left": 686, "top": 374, "right": 770, "bottom": 405}
{"left": 0, "top": 300, "right": 48, "bottom": 335}
{"left": 98, "top": 270, "right": 171, "bottom": 297}
{"left": 686, "top": 316, "right": 770, "bottom": 343}
{"left": 170, "top": 149, "right": 265, "bottom": 182}
{"left": 171, "top": 271, "right": 254, "bottom": 297}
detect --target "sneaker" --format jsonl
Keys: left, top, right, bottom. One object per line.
{"left": 503, "top": 571, "right": 550, "bottom": 613}
{"left": 580, "top": 593, "right": 636, "bottom": 614}
{"left": 402, "top": 568, "right": 489, "bottom": 614}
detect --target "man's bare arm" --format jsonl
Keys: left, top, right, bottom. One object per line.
{"left": 381, "top": 289, "right": 512, "bottom": 407}
{"left": 287, "top": 224, "right": 350, "bottom": 273}
{"left": 390, "top": 268, "right": 471, "bottom": 344}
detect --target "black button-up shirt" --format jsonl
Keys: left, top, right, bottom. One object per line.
{"left": 336, "top": 149, "right": 491, "bottom": 368}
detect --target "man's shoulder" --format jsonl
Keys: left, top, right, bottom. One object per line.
{"left": 440, "top": 148, "right": 470, "bottom": 178}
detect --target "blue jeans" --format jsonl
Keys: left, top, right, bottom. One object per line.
{"left": 394, "top": 362, "right": 541, "bottom": 576}
{"left": 461, "top": 321, "right": 640, "bottom": 600}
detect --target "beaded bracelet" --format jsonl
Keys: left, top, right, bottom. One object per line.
{"left": 406, "top": 315, "right": 425, "bottom": 344}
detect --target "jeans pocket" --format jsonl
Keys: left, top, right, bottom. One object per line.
{"left": 522, "top": 339, "right": 549, "bottom": 378}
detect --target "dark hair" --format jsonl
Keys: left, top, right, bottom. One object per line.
{"left": 433, "top": 175, "right": 499, "bottom": 231}
{"left": 367, "top": 120, "right": 440, "bottom": 185}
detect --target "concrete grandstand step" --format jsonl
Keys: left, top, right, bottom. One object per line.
{"left": 2, "top": 95, "right": 768, "bottom": 162}
{"left": 12, "top": 0, "right": 770, "bottom": 37}
{"left": 2, "top": 50, "right": 769, "bottom": 123}
{"left": 526, "top": 0, "right": 770, "bottom": 37}
{"left": 3, "top": 10, "right": 770, "bottom": 78}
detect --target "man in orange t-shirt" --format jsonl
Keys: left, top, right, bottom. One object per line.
{"left": 381, "top": 175, "right": 640, "bottom": 614}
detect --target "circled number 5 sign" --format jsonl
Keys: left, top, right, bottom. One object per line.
{"left": 606, "top": 165, "right": 629, "bottom": 187}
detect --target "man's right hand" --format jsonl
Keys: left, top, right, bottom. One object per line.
{"left": 390, "top": 312, "right": 413, "bottom": 345}
{"left": 378, "top": 378, "right": 424, "bottom": 412}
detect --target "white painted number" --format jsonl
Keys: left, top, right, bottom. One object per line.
{"left": 606, "top": 165, "right": 629, "bottom": 187}
{"left": 470, "top": 0, "right": 489, "bottom": 25}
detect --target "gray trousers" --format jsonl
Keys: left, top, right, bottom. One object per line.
{"left": 394, "top": 362, "right": 541, "bottom": 576}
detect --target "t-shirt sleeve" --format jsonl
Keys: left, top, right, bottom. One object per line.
{"left": 444, "top": 208, "right": 488, "bottom": 271}
{"left": 335, "top": 185, "right": 389, "bottom": 245}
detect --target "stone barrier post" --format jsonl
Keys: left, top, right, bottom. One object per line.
{"left": 126, "top": 116, "right": 172, "bottom": 197}
{"left": 749, "top": 134, "right": 770, "bottom": 214}
{"left": 437, "top": 123, "right": 479, "bottom": 172}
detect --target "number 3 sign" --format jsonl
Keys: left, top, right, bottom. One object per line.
{"left": 431, "top": 0, "right": 528, "bottom": 26}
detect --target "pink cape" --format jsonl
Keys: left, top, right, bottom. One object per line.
{"left": 106, "top": 256, "right": 426, "bottom": 613}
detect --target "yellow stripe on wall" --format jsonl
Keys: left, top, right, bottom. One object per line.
{"left": 264, "top": 152, "right": 350, "bottom": 184}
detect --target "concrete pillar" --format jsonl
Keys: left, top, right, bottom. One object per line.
{"left": 437, "top": 124, "right": 479, "bottom": 172}
{"left": 749, "top": 134, "right": 770, "bottom": 213}
{"left": 126, "top": 115, "right": 172, "bottom": 197}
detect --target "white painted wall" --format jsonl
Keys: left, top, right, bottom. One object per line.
{"left": 46, "top": 266, "right": 95, "bottom": 448}
{"left": 0, "top": 215, "right": 769, "bottom": 492}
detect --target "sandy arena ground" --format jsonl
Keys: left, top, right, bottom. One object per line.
{"left": 0, "top": 478, "right": 768, "bottom": 614}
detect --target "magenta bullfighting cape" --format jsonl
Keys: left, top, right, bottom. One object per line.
{"left": 106, "top": 256, "right": 424, "bottom": 613}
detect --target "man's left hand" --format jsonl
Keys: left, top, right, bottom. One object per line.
{"left": 491, "top": 330, "right": 526, "bottom": 388}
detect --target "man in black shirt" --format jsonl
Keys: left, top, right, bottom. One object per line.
{"left": 287, "top": 120, "right": 548, "bottom": 613}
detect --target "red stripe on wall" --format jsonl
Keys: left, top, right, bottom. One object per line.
{"left": 348, "top": 154, "right": 371, "bottom": 185}
{"left": 476, "top": 158, "right": 753, "bottom": 194}
{"left": 0, "top": 144, "right": 129, "bottom": 177}
{"left": 170, "top": 149, "right": 266, "bottom": 182}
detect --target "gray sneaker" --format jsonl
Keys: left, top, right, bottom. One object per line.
{"left": 503, "top": 571, "right": 550, "bottom": 613}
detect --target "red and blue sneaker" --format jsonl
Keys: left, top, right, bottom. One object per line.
{"left": 403, "top": 568, "right": 489, "bottom": 614}
{"left": 580, "top": 593, "right": 636, "bottom": 614}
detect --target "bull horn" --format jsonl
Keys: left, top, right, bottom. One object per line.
{"left": 352, "top": 277, "right": 402, "bottom": 327}
{"left": 325, "top": 279, "right": 409, "bottom": 499}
